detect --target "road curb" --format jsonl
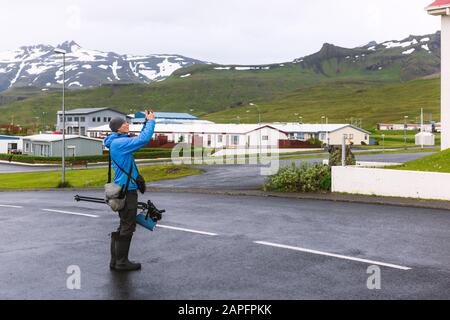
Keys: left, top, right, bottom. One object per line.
{"left": 145, "top": 187, "right": 450, "bottom": 211}
{"left": 1, "top": 186, "right": 449, "bottom": 211}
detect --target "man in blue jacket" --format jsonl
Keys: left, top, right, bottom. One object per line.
{"left": 104, "top": 110, "right": 156, "bottom": 271}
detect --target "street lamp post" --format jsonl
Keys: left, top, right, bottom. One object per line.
{"left": 42, "top": 112, "right": 47, "bottom": 131}
{"left": 54, "top": 48, "right": 66, "bottom": 184}
{"left": 404, "top": 116, "right": 409, "bottom": 149}
{"left": 33, "top": 117, "right": 40, "bottom": 133}
{"left": 250, "top": 103, "right": 262, "bottom": 155}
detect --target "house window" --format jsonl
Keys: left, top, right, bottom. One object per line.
{"left": 67, "top": 117, "right": 73, "bottom": 122}
{"left": 80, "top": 117, "right": 85, "bottom": 122}
{"left": 25, "top": 142, "right": 30, "bottom": 152}
{"left": 92, "top": 117, "right": 96, "bottom": 122}
{"left": 262, "top": 136, "right": 269, "bottom": 141}
{"left": 108, "top": 117, "right": 112, "bottom": 122}
{"left": 218, "top": 135, "right": 223, "bottom": 143}
{"left": 74, "top": 117, "right": 79, "bottom": 122}
{"left": 296, "top": 133, "right": 305, "bottom": 140}
{"left": 59, "top": 116, "right": 63, "bottom": 122}
{"left": 365, "top": 135, "right": 368, "bottom": 140}
{"left": 232, "top": 135, "right": 239, "bottom": 145}
{"left": 104, "top": 117, "right": 107, "bottom": 122}
{"left": 97, "top": 117, "right": 101, "bottom": 122}
{"left": 320, "top": 133, "right": 326, "bottom": 140}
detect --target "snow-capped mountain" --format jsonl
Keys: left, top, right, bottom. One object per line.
{"left": 0, "top": 40, "right": 209, "bottom": 92}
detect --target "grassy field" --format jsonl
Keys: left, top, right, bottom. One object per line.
{"left": 0, "top": 165, "right": 201, "bottom": 190}
{"left": 203, "top": 79, "right": 440, "bottom": 129}
{"left": 391, "top": 149, "right": 450, "bottom": 173}
{"left": 368, "top": 130, "right": 441, "bottom": 148}
{"left": 0, "top": 64, "right": 441, "bottom": 131}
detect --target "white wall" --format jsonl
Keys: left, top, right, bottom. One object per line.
{"left": 0, "top": 139, "right": 23, "bottom": 154}
{"left": 332, "top": 166, "right": 450, "bottom": 201}
{"left": 442, "top": 15, "right": 450, "bottom": 150}
{"left": 247, "top": 127, "right": 287, "bottom": 148}
{"left": 328, "top": 127, "right": 369, "bottom": 146}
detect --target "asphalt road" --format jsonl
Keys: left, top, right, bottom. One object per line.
{"left": 0, "top": 151, "right": 434, "bottom": 174}
{"left": 0, "top": 190, "right": 449, "bottom": 299}
{"left": 149, "top": 152, "right": 436, "bottom": 190}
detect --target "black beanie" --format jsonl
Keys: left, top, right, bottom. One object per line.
{"left": 109, "top": 117, "right": 126, "bottom": 132}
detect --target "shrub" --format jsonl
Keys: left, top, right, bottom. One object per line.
{"left": 307, "top": 137, "right": 322, "bottom": 148}
{"left": 328, "top": 146, "right": 356, "bottom": 167}
{"left": 263, "top": 162, "right": 331, "bottom": 193}
{"left": 319, "top": 172, "right": 332, "bottom": 191}
{"left": 57, "top": 181, "right": 73, "bottom": 188}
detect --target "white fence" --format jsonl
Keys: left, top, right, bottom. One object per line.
{"left": 332, "top": 166, "right": 450, "bottom": 201}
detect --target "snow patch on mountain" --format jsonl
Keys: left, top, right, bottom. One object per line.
{"left": 111, "top": 60, "right": 121, "bottom": 80}
{"left": 139, "top": 69, "right": 158, "bottom": 80}
{"left": 9, "top": 61, "right": 26, "bottom": 87}
{"left": 402, "top": 48, "right": 415, "bottom": 55}
{"left": 383, "top": 39, "right": 418, "bottom": 49}
{"left": 157, "top": 58, "right": 182, "bottom": 77}
{"left": 26, "top": 63, "right": 52, "bottom": 75}
{"left": 68, "top": 81, "right": 83, "bottom": 87}
{"left": 422, "top": 44, "right": 431, "bottom": 52}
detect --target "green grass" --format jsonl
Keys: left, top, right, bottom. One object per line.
{"left": 203, "top": 79, "right": 440, "bottom": 130}
{"left": 369, "top": 130, "right": 441, "bottom": 148}
{"left": 0, "top": 63, "right": 440, "bottom": 131}
{"left": 0, "top": 165, "right": 201, "bottom": 190}
{"left": 390, "top": 149, "right": 450, "bottom": 173}
{"left": 277, "top": 147, "right": 439, "bottom": 161}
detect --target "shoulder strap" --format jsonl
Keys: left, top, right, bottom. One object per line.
{"left": 112, "top": 158, "right": 138, "bottom": 184}
{"left": 108, "top": 153, "right": 112, "bottom": 183}
{"left": 122, "top": 162, "right": 133, "bottom": 195}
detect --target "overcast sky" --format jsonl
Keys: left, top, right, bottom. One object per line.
{"left": 0, "top": 0, "right": 441, "bottom": 64}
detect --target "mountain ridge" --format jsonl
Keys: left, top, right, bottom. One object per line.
{"left": 0, "top": 40, "right": 209, "bottom": 92}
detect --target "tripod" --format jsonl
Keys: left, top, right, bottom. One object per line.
{"left": 74, "top": 195, "right": 165, "bottom": 222}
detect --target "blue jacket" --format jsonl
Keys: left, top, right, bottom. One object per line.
{"left": 103, "top": 120, "right": 156, "bottom": 190}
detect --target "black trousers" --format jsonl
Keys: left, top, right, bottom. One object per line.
{"left": 117, "top": 190, "right": 138, "bottom": 237}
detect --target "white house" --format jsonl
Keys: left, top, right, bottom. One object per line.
{"left": 89, "top": 123, "right": 285, "bottom": 149}
{"left": 271, "top": 123, "right": 371, "bottom": 145}
{"left": 56, "top": 107, "right": 128, "bottom": 136}
{"left": 0, "top": 135, "right": 23, "bottom": 154}
{"left": 22, "top": 134, "right": 103, "bottom": 157}
{"left": 88, "top": 122, "right": 371, "bottom": 149}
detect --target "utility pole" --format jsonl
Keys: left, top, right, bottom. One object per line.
{"left": 404, "top": 116, "right": 409, "bottom": 149}
{"left": 54, "top": 48, "right": 66, "bottom": 185}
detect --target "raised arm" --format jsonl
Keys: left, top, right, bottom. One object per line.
{"left": 114, "top": 111, "right": 156, "bottom": 154}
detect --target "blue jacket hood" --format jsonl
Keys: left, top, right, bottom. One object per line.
{"left": 104, "top": 132, "right": 125, "bottom": 149}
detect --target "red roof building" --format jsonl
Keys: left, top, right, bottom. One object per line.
{"left": 427, "top": 0, "right": 450, "bottom": 15}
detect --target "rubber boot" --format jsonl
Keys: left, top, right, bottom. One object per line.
{"left": 114, "top": 234, "right": 141, "bottom": 271}
{"left": 109, "top": 232, "right": 119, "bottom": 270}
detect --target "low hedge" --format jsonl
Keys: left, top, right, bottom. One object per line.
{"left": 263, "top": 162, "right": 332, "bottom": 193}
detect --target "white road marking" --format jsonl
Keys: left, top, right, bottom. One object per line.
{"left": 42, "top": 209, "right": 99, "bottom": 218}
{"left": 156, "top": 224, "right": 218, "bottom": 236}
{"left": 254, "top": 241, "right": 412, "bottom": 271}
{"left": 0, "top": 204, "right": 23, "bottom": 208}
